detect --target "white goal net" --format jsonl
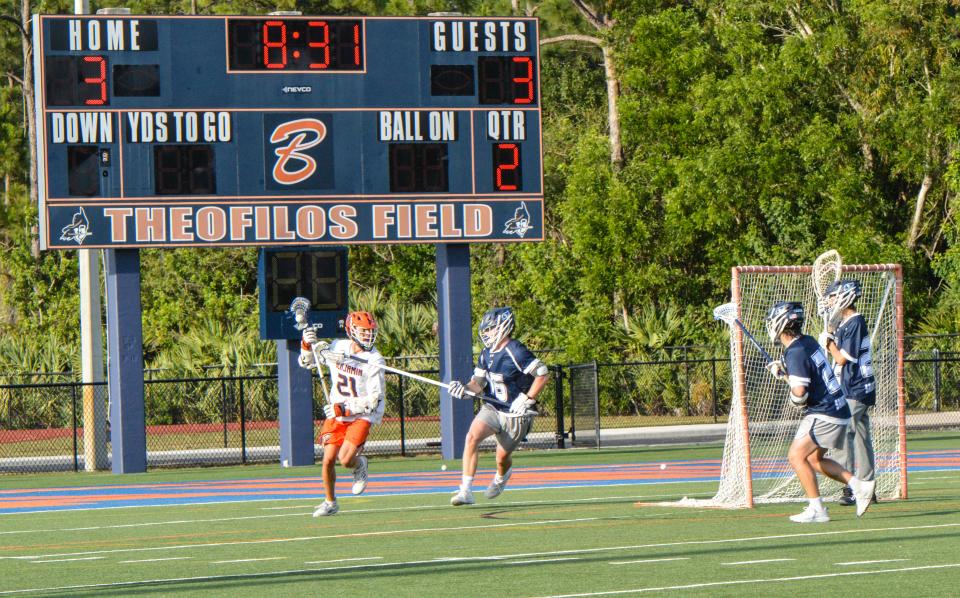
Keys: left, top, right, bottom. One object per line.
{"left": 683, "top": 263, "right": 906, "bottom": 508}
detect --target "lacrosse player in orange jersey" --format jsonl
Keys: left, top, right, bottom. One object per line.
{"left": 299, "top": 311, "right": 386, "bottom": 516}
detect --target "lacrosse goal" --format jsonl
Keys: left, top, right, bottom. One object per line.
{"left": 679, "top": 263, "right": 906, "bottom": 508}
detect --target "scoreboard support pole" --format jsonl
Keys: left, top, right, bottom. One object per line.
{"left": 277, "top": 340, "right": 316, "bottom": 466}
{"left": 436, "top": 244, "right": 475, "bottom": 460}
{"left": 104, "top": 249, "right": 147, "bottom": 474}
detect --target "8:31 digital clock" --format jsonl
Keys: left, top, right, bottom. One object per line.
{"left": 227, "top": 18, "right": 364, "bottom": 71}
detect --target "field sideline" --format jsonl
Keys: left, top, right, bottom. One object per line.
{"left": 0, "top": 432, "right": 958, "bottom": 596}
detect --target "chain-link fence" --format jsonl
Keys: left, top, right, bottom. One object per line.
{"left": 903, "top": 334, "right": 960, "bottom": 429}
{"left": 2, "top": 337, "right": 958, "bottom": 473}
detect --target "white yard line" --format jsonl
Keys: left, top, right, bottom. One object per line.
{"left": 0, "top": 517, "right": 602, "bottom": 561}
{"left": 0, "top": 492, "right": 706, "bottom": 538}
{"left": 0, "top": 513, "right": 307, "bottom": 536}
{"left": 610, "top": 558, "right": 690, "bottom": 565}
{"left": 5, "top": 519, "right": 960, "bottom": 564}
{"left": 536, "top": 563, "right": 960, "bottom": 597}
{"left": 835, "top": 559, "right": 909, "bottom": 566}
{"left": 29, "top": 557, "right": 104, "bottom": 563}
{"left": 303, "top": 557, "right": 383, "bottom": 565}
{"left": 509, "top": 557, "right": 582, "bottom": 565}
{"left": 212, "top": 557, "right": 286, "bottom": 564}
{"left": 120, "top": 557, "right": 191, "bottom": 564}
{"left": 721, "top": 558, "right": 794, "bottom": 566}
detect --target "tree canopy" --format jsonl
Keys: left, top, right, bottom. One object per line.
{"left": 0, "top": 0, "right": 958, "bottom": 373}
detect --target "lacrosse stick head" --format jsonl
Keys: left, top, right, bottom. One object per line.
{"left": 289, "top": 296, "right": 311, "bottom": 331}
{"left": 812, "top": 250, "right": 842, "bottom": 302}
{"left": 712, "top": 302, "right": 739, "bottom": 327}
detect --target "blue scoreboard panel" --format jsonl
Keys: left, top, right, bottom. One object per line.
{"left": 32, "top": 15, "right": 543, "bottom": 249}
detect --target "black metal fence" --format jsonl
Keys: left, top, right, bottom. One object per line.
{"left": 1, "top": 337, "right": 958, "bottom": 473}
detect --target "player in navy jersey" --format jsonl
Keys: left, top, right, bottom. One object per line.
{"left": 765, "top": 301, "right": 876, "bottom": 522}
{"left": 446, "top": 307, "right": 549, "bottom": 506}
{"left": 820, "top": 280, "right": 877, "bottom": 507}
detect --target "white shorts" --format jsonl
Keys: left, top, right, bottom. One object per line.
{"left": 475, "top": 403, "right": 534, "bottom": 453}
{"left": 794, "top": 415, "right": 848, "bottom": 450}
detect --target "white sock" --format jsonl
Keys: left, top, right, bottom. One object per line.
{"left": 849, "top": 477, "right": 861, "bottom": 492}
{"left": 494, "top": 469, "right": 511, "bottom": 484}
{"left": 809, "top": 497, "right": 824, "bottom": 511}
{"left": 461, "top": 475, "right": 473, "bottom": 490}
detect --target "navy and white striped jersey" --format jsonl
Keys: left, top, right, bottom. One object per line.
{"left": 474, "top": 339, "right": 544, "bottom": 413}
{"left": 783, "top": 335, "right": 851, "bottom": 419}
{"left": 834, "top": 313, "right": 877, "bottom": 406}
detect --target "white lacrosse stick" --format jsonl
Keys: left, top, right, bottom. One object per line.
{"left": 812, "top": 249, "right": 842, "bottom": 328}
{"left": 310, "top": 338, "right": 333, "bottom": 405}
{"left": 713, "top": 302, "right": 776, "bottom": 364}
{"left": 336, "top": 352, "right": 534, "bottom": 417}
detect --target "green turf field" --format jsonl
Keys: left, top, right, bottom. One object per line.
{"left": 1, "top": 432, "right": 958, "bottom": 596}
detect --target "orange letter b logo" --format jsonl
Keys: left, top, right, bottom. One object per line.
{"left": 270, "top": 118, "right": 328, "bottom": 185}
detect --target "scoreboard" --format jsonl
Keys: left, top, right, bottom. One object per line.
{"left": 32, "top": 14, "right": 543, "bottom": 249}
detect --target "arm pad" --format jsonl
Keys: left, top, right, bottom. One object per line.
{"left": 789, "top": 391, "right": 808, "bottom": 407}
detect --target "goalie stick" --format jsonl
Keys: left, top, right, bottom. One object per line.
{"left": 328, "top": 350, "right": 535, "bottom": 416}
{"left": 812, "top": 249, "right": 843, "bottom": 328}
{"left": 713, "top": 302, "right": 777, "bottom": 364}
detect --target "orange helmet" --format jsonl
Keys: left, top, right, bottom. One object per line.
{"left": 346, "top": 311, "right": 378, "bottom": 351}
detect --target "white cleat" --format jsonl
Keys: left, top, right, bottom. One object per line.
{"left": 789, "top": 506, "right": 830, "bottom": 523}
{"left": 853, "top": 478, "right": 877, "bottom": 517}
{"left": 312, "top": 500, "right": 339, "bottom": 517}
{"left": 485, "top": 469, "right": 512, "bottom": 500}
{"left": 450, "top": 487, "right": 475, "bottom": 506}
{"left": 352, "top": 456, "right": 369, "bottom": 495}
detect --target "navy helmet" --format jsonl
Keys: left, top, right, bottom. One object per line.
{"left": 478, "top": 307, "right": 515, "bottom": 349}
{"left": 824, "top": 279, "right": 862, "bottom": 313}
{"left": 765, "top": 301, "right": 805, "bottom": 342}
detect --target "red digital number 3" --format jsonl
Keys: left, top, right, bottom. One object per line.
{"left": 511, "top": 57, "right": 534, "bottom": 104}
{"left": 308, "top": 21, "right": 330, "bottom": 69}
{"left": 82, "top": 56, "right": 107, "bottom": 106}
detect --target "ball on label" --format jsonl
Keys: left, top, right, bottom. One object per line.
{"left": 441, "top": 464, "right": 448, "bottom": 471}
{"left": 660, "top": 463, "right": 667, "bottom": 470}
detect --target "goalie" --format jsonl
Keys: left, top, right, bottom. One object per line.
{"left": 764, "top": 301, "right": 876, "bottom": 522}
{"left": 299, "top": 311, "right": 386, "bottom": 517}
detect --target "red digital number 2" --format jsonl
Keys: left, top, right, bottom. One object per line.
{"left": 495, "top": 143, "right": 520, "bottom": 191}
{"left": 82, "top": 56, "right": 107, "bottom": 105}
